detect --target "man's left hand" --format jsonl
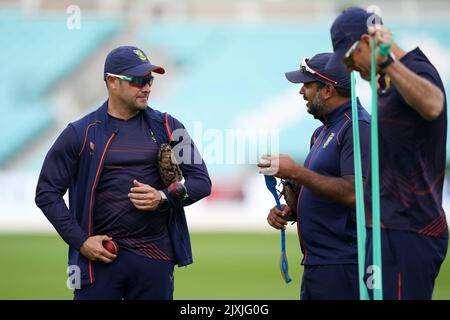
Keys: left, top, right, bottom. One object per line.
{"left": 368, "top": 24, "right": 393, "bottom": 64}
{"left": 128, "top": 179, "right": 161, "bottom": 211}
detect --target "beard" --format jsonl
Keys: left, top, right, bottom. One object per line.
{"left": 307, "top": 89, "right": 327, "bottom": 118}
{"left": 134, "top": 96, "right": 149, "bottom": 109}
{"left": 119, "top": 94, "right": 148, "bottom": 112}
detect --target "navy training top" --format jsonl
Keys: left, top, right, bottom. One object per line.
{"left": 297, "top": 99, "right": 371, "bottom": 265}
{"left": 94, "top": 111, "right": 173, "bottom": 260}
{"left": 365, "top": 47, "right": 448, "bottom": 238}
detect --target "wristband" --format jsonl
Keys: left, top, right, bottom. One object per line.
{"left": 158, "top": 190, "right": 170, "bottom": 211}
{"left": 379, "top": 52, "right": 395, "bottom": 70}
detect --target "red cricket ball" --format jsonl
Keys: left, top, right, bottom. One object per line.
{"left": 102, "top": 240, "right": 119, "bottom": 255}
{"left": 168, "top": 181, "right": 187, "bottom": 200}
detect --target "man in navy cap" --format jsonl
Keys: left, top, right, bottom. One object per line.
{"left": 327, "top": 7, "right": 447, "bottom": 299}
{"left": 258, "top": 52, "right": 371, "bottom": 299}
{"left": 35, "top": 46, "right": 211, "bottom": 299}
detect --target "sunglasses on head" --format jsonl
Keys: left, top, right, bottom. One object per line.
{"left": 301, "top": 58, "right": 337, "bottom": 85}
{"left": 342, "top": 40, "right": 360, "bottom": 68}
{"left": 106, "top": 72, "right": 154, "bottom": 88}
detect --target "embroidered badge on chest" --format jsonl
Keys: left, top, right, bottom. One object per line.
{"left": 323, "top": 132, "right": 335, "bottom": 149}
{"left": 381, "top": 75, "right": 391, "bottom": 94}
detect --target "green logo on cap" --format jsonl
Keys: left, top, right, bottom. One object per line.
{"left": 133, "top": 49, "right": 147, "bottom": 61}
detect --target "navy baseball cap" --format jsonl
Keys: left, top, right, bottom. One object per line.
{"left": 326, "top": 7, "right": 383, "bottom": 69}
{"left": 285, "top": 52, "right": 351, "bottom": 90}
{"left": 104, "top": 46, "right": 165, "bottom": 80}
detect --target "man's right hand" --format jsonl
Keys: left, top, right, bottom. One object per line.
{"left": 79, "top": 235, "right": 117, "bottom": 263}
{"left": 267, "top": 204, "right": 291, "bottom": 230}
{"left": 258, "top": 154, "right": 302, "bottom": 180}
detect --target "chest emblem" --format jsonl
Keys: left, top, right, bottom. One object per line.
{"left": 323, "top": 132, "right": 335, "bottom": 149}
{"left": 381, "top": 75, "right": 391, "bottom": 94}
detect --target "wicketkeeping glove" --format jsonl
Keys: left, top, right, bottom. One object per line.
{"left": 158, "top": 143, "right": 183, "bottom": 188}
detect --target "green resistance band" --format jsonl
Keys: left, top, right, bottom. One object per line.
{"left": 351, "top": 71, "right": 369, "bottom": 300}
{"left": 378, "top": 42, "right": 392, "bottom": 58}
{"left": 371, "top": 36, "right": 383, "bottom": 300}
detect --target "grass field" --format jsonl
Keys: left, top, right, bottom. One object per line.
{"left": 0, "top": 233, "right": 449, "bottom": 300}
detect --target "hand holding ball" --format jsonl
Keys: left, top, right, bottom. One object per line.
{"left": 102, "top": 240, "right": 119, "bottom": 255}
{"left": 168, "top": 181, "right": 187, "bottom": 201}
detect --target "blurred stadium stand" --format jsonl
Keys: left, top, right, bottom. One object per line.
{"left": 0, "top": 0, "right": 450, "bottom": 232}
{"left": 0, "top": 9, "right": 120, "bottom": 165}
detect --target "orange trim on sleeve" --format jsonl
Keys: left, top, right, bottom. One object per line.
{"left": 164, "top": 112, "right": 173, "bottom": 143}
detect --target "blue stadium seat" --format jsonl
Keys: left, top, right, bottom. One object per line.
{"left": 0, "top": 10, "right": 121, "bottom": 165}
